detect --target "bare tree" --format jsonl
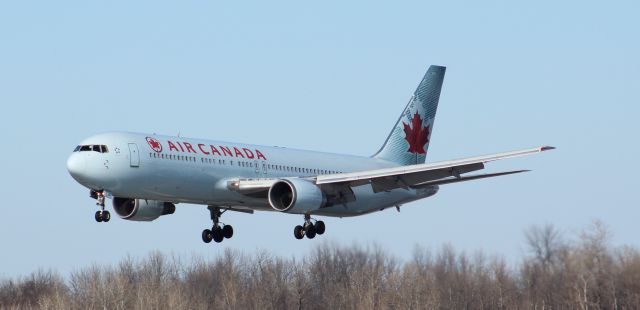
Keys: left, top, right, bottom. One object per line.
{"left": 1, "top": 220, "right": 639, "bottom": 309}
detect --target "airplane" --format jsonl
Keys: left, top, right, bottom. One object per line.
{"left": 66, "top": 65, "right": 553, "bottom": 244}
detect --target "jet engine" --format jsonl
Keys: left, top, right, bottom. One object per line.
{"left": 268, "top": 178, "right": 326, "bottom": 213}
{"left": 112, "top": 197, "right": 176, "bottom": 221}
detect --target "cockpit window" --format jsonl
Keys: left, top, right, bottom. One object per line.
{"left": 74, "top": 145, "right": 109, "bottom": 153}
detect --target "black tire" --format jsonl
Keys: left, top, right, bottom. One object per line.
{"left": 202, "top": 229, "right": 213, "bottom": 243}
{"left": 213, "top": 226, "right": 224, "bottom": 243}
{"left": 103, "top": 211, "right": 111, "bottom": 222}
{"left": 95, "top": 211, "right": 102, "bottom": 222}
{"left": 305, "top": 224, "right": 316, "bottom": 239}
{"left": 315, "top": 221, "right": 325, "bottom": 235}
{"left": 223, "top": 225, "right": 234, "bottom": 239}
{"left": 294, "top": 225, "right": 304, "bottom": 240}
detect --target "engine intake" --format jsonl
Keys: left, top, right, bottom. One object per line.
{"left": 268, "top": 178, "right": 325, "bottom": 213}
{"left": 112, "top": 197, "right": 175, "bottom": 221}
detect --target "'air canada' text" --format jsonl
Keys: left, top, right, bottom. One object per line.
{"left": 163, "top": 139, "right": 267, "bottom": 160}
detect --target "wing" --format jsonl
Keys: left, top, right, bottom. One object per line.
{"left": 316, "top": 146, "right": 554, "bottom": 192}
{"left": 227, "top": 146, "right": 554, "bottom": 196}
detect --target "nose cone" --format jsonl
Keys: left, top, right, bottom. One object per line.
{"left": 67, "top": 153, "right": 87, "bottom": 183}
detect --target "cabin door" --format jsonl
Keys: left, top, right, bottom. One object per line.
{"left": 128, "top": 143, "right": 140, "bottom": 167}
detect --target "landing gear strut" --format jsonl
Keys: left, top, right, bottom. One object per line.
{"left": 294, "top": 214, "right": 325, "bottom": 240}
{"left": 92, "top": 190, "right": 110, "bottom": 222}
{"left": 202, "top": 206, "right": 234, "bottom": 244}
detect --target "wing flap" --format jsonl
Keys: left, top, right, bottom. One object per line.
{"left": 412, "top": 169, "right": 530, "bottom": 187}
{"left": 370, "top": 162, "right": 484, "bottom": 192}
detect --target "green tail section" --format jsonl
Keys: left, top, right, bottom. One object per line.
{"left": 373, "top": 65, "right": 446, "bottom": 165}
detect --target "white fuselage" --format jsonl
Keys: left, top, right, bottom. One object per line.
{"left": 67, "top": 132, "right": 438, "bottom": 217}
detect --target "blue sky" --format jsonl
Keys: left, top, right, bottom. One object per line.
{"left": 1, "top": 0, "right": 638, "bottom": 278}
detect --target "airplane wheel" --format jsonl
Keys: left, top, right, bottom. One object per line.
{"left": 223, "top": 225, "right": 233, "bottom": 239}
{"left": 103, "top": 211, "right": 111, "bottom": 222}
{"left": 315, "top": 221, "right": 325, "bottom": 235}
{"left": 202, "top": 229, "right": 213, "bottom": 243}
{"left": 294, "top": 225, "right": 304, "bottom": 240}
{"left": 95, "top": 211, "right": 102, "bottom": 222}
{"left": 212, "top": 226, "right": 224, "bottom": 243}
{"left": 305, "top": 224, "right": 316, "bottom": 239}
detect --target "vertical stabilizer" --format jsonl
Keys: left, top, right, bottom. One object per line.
{"left": 373, "top": 65, "right": 445, "bottom": 165}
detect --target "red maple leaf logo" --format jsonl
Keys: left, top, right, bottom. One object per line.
{"left": 403, "top": 112, "right": 430, "bottom": 154}
{"left": 146, "top": 137, "right": 163, "bottom": 153}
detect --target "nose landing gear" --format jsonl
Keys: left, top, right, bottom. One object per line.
{"left": 91, "top": 190, "right": 110, "bottom": 222}
{"left": 202, "top": 206, "right": 234, "bottom": 244}
{"left": 294, "top": 214, "right": 325, "bottom": 240}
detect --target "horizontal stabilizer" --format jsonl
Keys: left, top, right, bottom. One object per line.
{"left": 412, "top": 170, "right": 530, "bottom": 187}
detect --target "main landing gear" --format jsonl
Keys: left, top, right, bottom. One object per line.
{"left": 92, "top": 190, "right": 110, "bottom": 222}
{"left": 202, "top": 206, "right": 234, "bottom": 244}
{"left": 294, "top": 214, "right": 325, "bottom": 240}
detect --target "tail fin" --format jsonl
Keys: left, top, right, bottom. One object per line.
{"left": 373, "top": 65, "right": 446, "bottom": 165}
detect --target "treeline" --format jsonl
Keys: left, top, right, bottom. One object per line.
{"left": 2, "top": 221, "right": 640, "bottom": 309}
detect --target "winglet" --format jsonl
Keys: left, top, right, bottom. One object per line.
{"left": 540, "top": 146, "right": 556, "bottom": 151}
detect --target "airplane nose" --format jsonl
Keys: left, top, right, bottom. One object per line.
{"left": 66, "top": 153, "right": 86, "bottom": 182}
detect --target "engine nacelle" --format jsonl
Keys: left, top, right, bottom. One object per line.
{"left": 268, "top": 178, "right": 325, "bottom": 213}
{"left": 112, "top": 197, "right": 176, "bottom": 221}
